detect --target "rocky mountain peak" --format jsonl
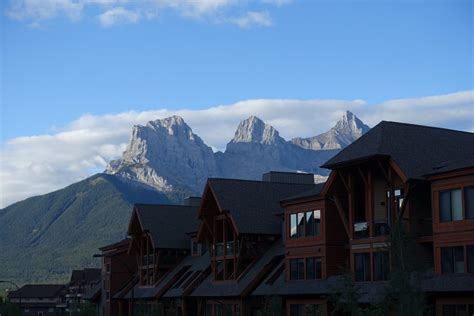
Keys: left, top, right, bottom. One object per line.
{"left": 231, "top": 116, "right": 283, "bottom": 145}
{"left": 333, "top": 110, "right": 369, "bottom": 137}
{"left": 290, "top": 111, "right": 369, "bottom": 150}
{"left": 144, "top": 115, "right": 194, "bottom": 139}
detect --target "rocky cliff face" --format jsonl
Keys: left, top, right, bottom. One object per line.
{"left": 105, "top": 115, "right": 218, "bottom": 195}
{"left": 106, "top": 112, "right": 369, "bottom": 196}
{"left": 290, "top": 111, "right": 370, "bottom": 150}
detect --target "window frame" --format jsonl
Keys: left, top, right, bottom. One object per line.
{"left": 289, "top": 256, "right": 323, "bottom": 281}
{"left": 288, "top": 210, "right": 322, "bottom": 240}
{"left": 437, "top": 185, "right": 474, "bottom": 224}
{"left": 441, "top": 246, "right": 465, "bottom": 274}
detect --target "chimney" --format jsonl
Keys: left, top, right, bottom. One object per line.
{"left": 262, "top": 171, "right": 315, "bottom": 184}
{"left": 183, "top": 196, "right": 202, "bottom": 207}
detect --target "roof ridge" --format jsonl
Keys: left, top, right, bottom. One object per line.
{"left": 208, "top": 178, "right": 317, "bottom": 186}
{"left": 134, "top": 203, "right": 197, "bottom": 208}
{"left": 380, "top": 120, "right": 473, "bottom": 134}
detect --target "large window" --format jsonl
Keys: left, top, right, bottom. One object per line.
{"left": 290, "top": 258, "right": 305, "bottom": 280}
{"left": 354, "top": 253, "right": 371, "bottom": 282}
{"left": 374, "top": 252, "right": 390, "bottom": 281}
{"left": 440, "top": 189, "right": 463, "bottom": 222}
{"left": 306, "top": 257, "right": 322, "bottom": 280}
{"left": 441, "top": 246, "right": 464, "bottom": 274}
{"left": 289, "top": 304, "right": 323, "bottom": 316}
{"left": 290, "top": 214, "right": 298, "bottom": 238}
{"left": 442, "top": 304, "right": 474, "bottom": 316}
{"left": 289, "top": 210, "right": 321, "bottom": 239}
{"left": 465, "top": 186, "right": 474, "bottom": 219}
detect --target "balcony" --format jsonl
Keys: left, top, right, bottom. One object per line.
{"left": 353, "top": 220, "right": 390, "bottom": 239}
{"left": 354, "top": 221, "right": 369, "bottom": 239}
{"left": 214, "top": 241, "right": 239, "bottom": 257}
{"left": 141, "top": 254, "right": 154, "bottom": 266}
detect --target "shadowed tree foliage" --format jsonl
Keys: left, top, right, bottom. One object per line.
{"left": 382, "top": 220, "right": 427, "bottom": 316}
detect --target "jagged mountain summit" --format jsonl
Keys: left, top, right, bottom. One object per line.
{"left": 230, "top": 115, "right": 284, "bottom": 145}
{"left": 106, "top": 112, "right": 369, "bottom": 197}
{"left": 106, "top": 115, "right": 218, "bottom": 195}
{"left": 290, "top": 111, "right": 370, "bottom": 150}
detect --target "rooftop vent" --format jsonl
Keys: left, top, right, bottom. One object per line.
{"left": 262, "top": 171, "right": 315, "bottom": 184}
{"left": 183, "top": 196, "right": 202, "bottom": 207}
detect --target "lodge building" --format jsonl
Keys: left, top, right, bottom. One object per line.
{"left": 93, "top": 121, "right": 474, "bottom": 316}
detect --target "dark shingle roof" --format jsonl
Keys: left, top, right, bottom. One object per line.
{"left": 121, "top": 253, "right": 211, "bottom": 299}
{"left": 7, "top": 284, "right": 66, "bottom": 299}
{"left": 207, "top": 179, "right": 316, "bottom": 235}
{"left": 280, "top": 182, "right": 326, "bottom": 204}
{"left": 190, "top": 239, "right": 284, "bottom": 297}
{"left": 70, "top": 268, "right": 101, "bottom": 286}
{"left": 321, "top": 121, "right": 474, "bottom": 179}
{"left": 253, "top": 270, "right": 474, "bottom": 299}
{"left": 422, "top": 273, "right": 474, "bottom": 293}
{"left": 132, "top": 204, "right": 199, "bottom": 249}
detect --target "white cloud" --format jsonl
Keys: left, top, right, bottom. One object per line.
{"left": 0, "top": 91, "right": 473, "bottom": 208}
{"left": 5, "top": 0, "right": 280, "bottom": 27}
{"left": 230, "top": 11, "right": 272, "bottom": 28}
{"left": 6, "top": 0, "right": 84, "bottom": 22}
{"left": 98, "top": 6, "right": 140, "bottom": 27}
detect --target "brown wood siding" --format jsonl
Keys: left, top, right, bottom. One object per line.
{"left": 431, "top": 171, "right": 474, "bottom": 274}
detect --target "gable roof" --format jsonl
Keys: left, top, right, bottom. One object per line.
{"left": 121, "top": 252, "right": 211, "bottom": 299}
{"left": 130, "top": 204, "right": 199, "bottom": 249}
{"left": 190, "top": 239, "right": 284, "bottom": 298}
{"left": 206, "top": 179, "right": 317, "bottom": 235}
{"left": 321, "top": 121, "right": 474, "bottom": 180}
{"left": 8, "top": 284, "right": 66, "bottom": 299}
{"left": 70, "top": 268, "right": 101, "bottom": 286}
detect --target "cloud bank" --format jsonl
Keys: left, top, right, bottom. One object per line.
{"left": 1, "top": 90, "right": 473, "bottom": 207}
{"left": 5, "top": 0, "right": 288, "bottom": 28}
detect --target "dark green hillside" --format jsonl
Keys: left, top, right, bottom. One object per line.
{"left": 0, "top": 173, "right": 171, "bottom": 284}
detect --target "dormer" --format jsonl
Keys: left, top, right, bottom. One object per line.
{"left": 127, "top": 203, "right": 199, "bottom": 286}
{"left": 281, "top": 184, "right": 348, "bottom": 281}
{"left": 196, "top": 173, "right": 315, "bottom": 282}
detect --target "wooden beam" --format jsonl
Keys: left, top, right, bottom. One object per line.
{"left": 398, "top": 183, "right": 413, "bottom": 219}
{"left": 337, "top": 171, "right": 350, "bottom": 192}
{"left": 377, "top": 160, "right": 391, "bottom": 187}
{"left": 357, "top": 166, "right": 368, "bottom": 186}
{"left": 332, "top": 196, "right": 351, "bottom": 238}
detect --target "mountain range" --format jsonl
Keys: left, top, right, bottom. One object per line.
{"left": 0, "top": 111, "right": 369, "bottom": 284}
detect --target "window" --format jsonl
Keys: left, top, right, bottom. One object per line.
{"left": 290, "top": 258, "right": 305, "bottom": 280}
{"left": 373, "top": 252, "right": 390, "bottom": 281}
{"left": 290, "top": 304, "right": 323, "bottom": 316}
{"left": 468, "top": 245, "right": 474, "bottom": 273}
{"left": 441, "top": 246, "right": 464, "bottom": 274}
{"left": 442, "top": 304, "right": 467, "bottom": 316}
{"left": 355, "top": 253, "right": 370, "bottom": 281}
{"left": 465, "top": 186, "right": 474, "bottom": 219}
{"left": 37, "top": 312, "right": 43, "bottom": 316}
{"left": 306, "top": 257, "right": 322, "bottom": 280}
{"left": 297, "top": 213, "right": 305, "bottom": 237}
{"left": 440, "top": 189, "right": 463, "bottom": 222}
{"left": 289, "top": 210, "right": 321, "bottom": 239}
{"left": 305, "top": 210, "right": 321, "bottom": 237}
{"left": 106, "top": 263, "right": 110, "bottom": 273}
{"left": 290, "top": 214, "right": 298, "bottom": 238}
{"left": 192, "top": 240, "right": 202, "bottom": 256}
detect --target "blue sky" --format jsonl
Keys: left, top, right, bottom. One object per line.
{"left": 0, "top": 0, "right": 473, "bottom": 207}
{"left": 1, "top": 0, "right": 472, "bottom": 141}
